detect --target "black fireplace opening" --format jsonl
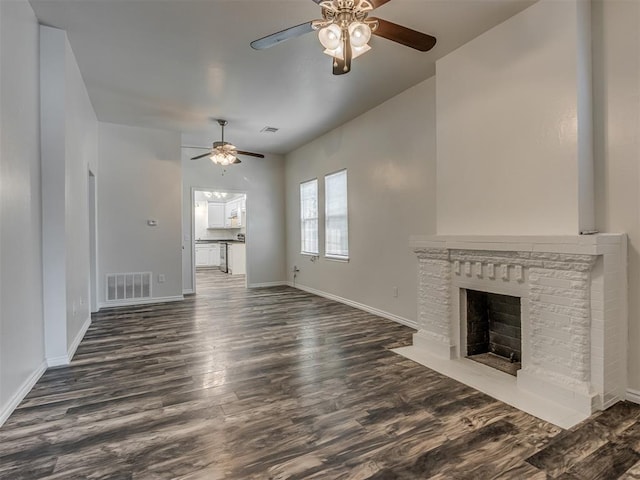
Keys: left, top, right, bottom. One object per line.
{"left": 466, "top": 290, "right": 521, "bottom": 376}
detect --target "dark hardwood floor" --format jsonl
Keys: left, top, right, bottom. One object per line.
{"left": 2, "top": 269, "right": 640, "bottom": 479}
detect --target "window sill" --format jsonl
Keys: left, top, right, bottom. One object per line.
{"left": 325, "top": 255, "right": 349, "bottom": 263}
{"left": 300, "top": 252, "right": 319, "bottom": 257}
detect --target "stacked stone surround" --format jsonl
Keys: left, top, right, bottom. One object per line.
{"left": 410, "top": 235, "right": 627, "bottom": 415}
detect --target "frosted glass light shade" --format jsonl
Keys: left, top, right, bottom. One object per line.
{"left": 348, "top": 22, "right": 371, "bottom": 48}
{"left": 210, "top": 152, "right": 236, "bottom": 166}
{"left": 318, "top": 24, "right": 342, "bottom": 50}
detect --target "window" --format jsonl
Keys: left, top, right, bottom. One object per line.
{"left": 325, "top": 169, "right": 348, "bottom": 259}
{"left": 300, "top": 179, "right": 318, "bottom": 255}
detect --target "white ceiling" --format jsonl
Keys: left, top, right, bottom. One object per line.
{"left": 29, "top": 0, "right": 535, "bottom": 155}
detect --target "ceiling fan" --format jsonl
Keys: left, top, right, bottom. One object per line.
{"left": 190, "top": 119, "right": 265, "bottom": 165}
{"left": 250, "top": 0, "right": 436, "bottom": 75}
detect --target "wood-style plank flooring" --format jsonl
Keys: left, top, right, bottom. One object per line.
{"left": 2, "top": 269, "right": 640, "bottom": 479}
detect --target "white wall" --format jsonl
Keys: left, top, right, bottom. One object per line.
{"left": 436, "top": 0, "right": 593, "bottom": 235}
{"left": 182, "top": 151, "right": 286, "bottom": 291}
{"left": 0, "top": 0, "right": 46, "bottom": 421}
{"left": 285, "top": 77, "right": 437, "bottom": 326}
{"left": 40, "top": 26, "right": 67, "bottom": 363}
{"left": 98, "top": 123, "right": 182, "bottom": 305}
{"left": 592, "top": 0, "right": 640, "bottom": 392}
{"left": 40, "top": 26, "right": 98, "bottom": 365}
{"left": 63, "top": 30, "right": 99, "bottom": 349}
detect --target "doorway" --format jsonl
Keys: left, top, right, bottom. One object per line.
{"left": 191, "top": 188, "right": 248, "bottom": 293}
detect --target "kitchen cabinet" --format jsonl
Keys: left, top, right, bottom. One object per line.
{"left": 224, "top": 201, "right": 234, "bottom": 228}
{"left": 224, "top": 198, "right": 242, "bottom": 228}
{"left": 195, "top": 245, "right": 209, "bottom": 266}
{"left": 195, "top": 243, "right": 220, "bottom": 267}
{"left": 228, "top": 243, "right": 246, "bottom": 275}
{"left": 207, "top": 203, "right": 225, "bottom": 229}
{"left": 209, "top": 244, "right": 220, "bottom": 266}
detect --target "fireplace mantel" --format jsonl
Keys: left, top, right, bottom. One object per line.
{"left": 409, "top": 234, "right": 625, "bottom": 255}
{"left": 400, "top": 234, "right": 627, "bottom": 427}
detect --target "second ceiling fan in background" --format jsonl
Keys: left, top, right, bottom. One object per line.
{"left": 251, "top": 0, "right": 437, "bottom": 75}
{"left": 190, "top": 119, "right": 265, "bottom": 166}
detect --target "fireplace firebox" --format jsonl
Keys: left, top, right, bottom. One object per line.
{"left": 465, "top": 290, "right": 521, "bottom": 376}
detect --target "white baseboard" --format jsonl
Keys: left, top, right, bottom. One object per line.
{"left": 627, "top": 388, "right": 640, "bottom": 404}
{"left": 46, "top": 355, "right": 70, "bottom": 368}
{"left": 0, "top": 360, "right": 47, "bottom": 427}
{"left": 248, "top": 281, "right": 288, "bottom": 288}
{"left": 98, "top": 295, "right": 184, "bottom": 310}
{"left": 289, "top": 282, "right": 417, "bottom": 329}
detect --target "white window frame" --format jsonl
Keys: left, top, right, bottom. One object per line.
{"left": 324, "top": 169, "right": 349, "bottom": 261}
{"left": 300, "top": 178, "right": 319, "bottom": 256}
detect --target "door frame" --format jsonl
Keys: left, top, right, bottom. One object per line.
{"left": 190, "top": 186, "right": 248, "bottom": 293}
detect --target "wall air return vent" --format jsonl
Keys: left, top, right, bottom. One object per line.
{"left": 106, "top": 272, "right": 152, "bottom": 302}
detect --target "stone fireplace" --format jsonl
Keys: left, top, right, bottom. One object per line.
{"left": 400, "top": 234, "right": 627, "bottom": 426}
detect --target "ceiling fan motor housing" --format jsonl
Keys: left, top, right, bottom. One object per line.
{"left": 317, "top": 0, "right": 374, "bottom": 29}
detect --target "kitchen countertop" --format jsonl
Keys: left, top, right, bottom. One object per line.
{"left": 195, "top": 239, "right": 245, "bottom": 244}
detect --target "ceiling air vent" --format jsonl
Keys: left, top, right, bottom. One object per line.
{"left": 260, "top": 126, "right": 279, "bottom": 133}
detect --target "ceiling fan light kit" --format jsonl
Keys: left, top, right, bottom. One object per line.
{"left": 250, "top": 0, "right": 436, "bottom": 75}
{"left": 210, "top": 149, "right": 240, "bottom": 166}
{"left": 313, "top": 0, "right": 377, "bottom": 72}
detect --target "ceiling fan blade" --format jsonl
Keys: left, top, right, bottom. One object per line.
{"left": 344, "top": 30, "right": 353, "bottom": 73}
{"left": 250, "top": 22, "right": 315, "bottom": 50}
{"left": 369, "top": 0, "right": 392, "bottom": 8}
{"left": 236, "top": 150, "right": 265, "bottom": 159}
{"left": 190, "top": 152, "right": 212, "bottom": 160}
{"left": 370, "top": 18, "right": 436, "bottom": 52}
{"left": 231, "top": 158, "right": 242, "bottom": 164}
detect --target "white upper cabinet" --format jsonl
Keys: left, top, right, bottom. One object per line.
{"left": 207, "top": 202, "right": 225, "bottom": 229}
{"left": 224, "top": 198, "right": 243, "bottom": 228}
